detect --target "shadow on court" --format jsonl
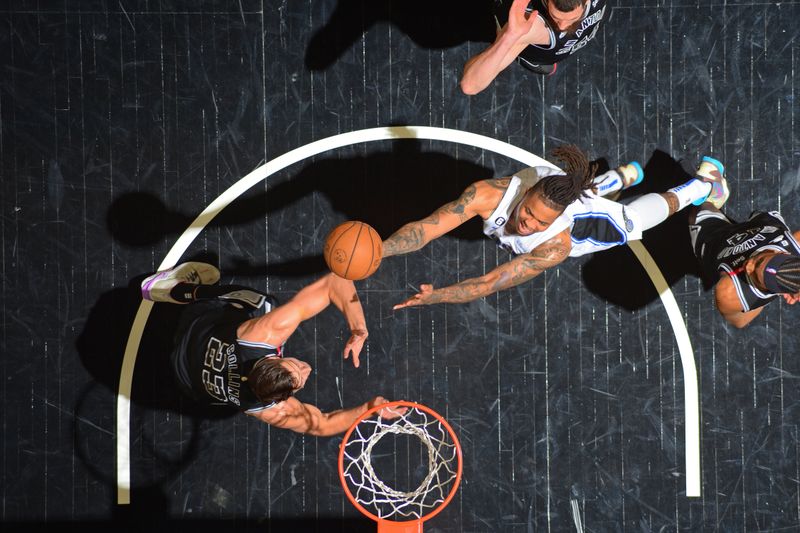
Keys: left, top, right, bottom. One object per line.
{"left": 581, "top": 150, "right": 704, "bottom": 311}
{"left": 304, "top": 0, "right": 495, "bottom": 71}
{"left": 107, "top": 140, "right": 493, "bottom": 276}
{"left": 75, "top": 257, "right": 237, "bottom": 418}
{"left": 75, "top": 261, "right": 379, "bottom": 529}
{"left": 105, "top": 144, "right": 706, "bottom": 312}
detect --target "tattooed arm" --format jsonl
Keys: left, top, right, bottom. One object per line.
{"left": 383, "top": 178, "right": 508, "bottom": 258}
{"left": 393, "top": 229, "right": 571, "bottom": 308}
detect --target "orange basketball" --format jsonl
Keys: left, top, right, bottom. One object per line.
{"left": 323, "top": 221, "right": 383, "bottom": 280}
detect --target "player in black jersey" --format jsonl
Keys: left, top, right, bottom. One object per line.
{"left": 689, "top": 169, "right": 800, "bottom": 328}
{"left": 461, "top": 0, "right": 607, "bottom": 94}
{"left": 141, "top": 262, "right": 403, "bottom": 436}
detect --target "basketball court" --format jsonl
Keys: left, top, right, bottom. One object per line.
{"left": 2, "top": 1, "right": 800, "bottom": 531}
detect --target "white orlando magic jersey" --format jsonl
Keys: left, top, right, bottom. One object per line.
{"left": 482, "top": 167, "right": 572, "bottom": 254}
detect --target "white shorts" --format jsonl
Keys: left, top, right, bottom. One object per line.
{"left": 565, "top": 194, "right": 644, "bottom": 257}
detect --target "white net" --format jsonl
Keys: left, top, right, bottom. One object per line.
{"left": 341, "top": 405, "right": 460, "bottom": 521}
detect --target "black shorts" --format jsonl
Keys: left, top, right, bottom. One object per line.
{"left": 689, "top": 210, "right": 735, "bottom": 284}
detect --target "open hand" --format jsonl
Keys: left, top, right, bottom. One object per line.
{"left": 507, "top": 0, "right": 537, "bottom": 39}
{"left": 343, "top": 328, "right": 368, "bottom": 368}
{"left": 393, "top": 284, "right": 437, "bottom": 310}
{"left": 781, "top": 292, "right": 800, "bottom": 305}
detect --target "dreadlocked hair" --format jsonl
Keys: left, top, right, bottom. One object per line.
{"left": 775, "top": 257, "right": 800, "bottom": 293}
{"left": 530, "top": 145, "right": 598, "bottom": 211}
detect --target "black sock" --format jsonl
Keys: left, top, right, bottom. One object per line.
{"left": 169, "top": 282, "right": 199, "bottom": 303}
{"left": 169, "top": 283, "right": 252, "bottom": 302}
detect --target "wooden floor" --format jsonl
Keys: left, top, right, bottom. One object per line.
{"left": 2, "top": 1, "right": 799, "bottom": 531}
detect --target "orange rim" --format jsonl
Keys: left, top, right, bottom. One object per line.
{"left": 338, "top": 400, "right": 463, "bottom": 525}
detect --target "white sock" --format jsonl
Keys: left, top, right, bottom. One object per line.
{"left": 667, "top": 178, "right": 712, "bottom": 210}
{"left": 591, "top": 169, "right": 623, "bottom": 196}
{"left": 626, "top": 193, "right": 671, "bottom": 232}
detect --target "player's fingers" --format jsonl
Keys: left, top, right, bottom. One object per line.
{"left": 372, "top": 396, "right": 387, "bottom": 407}
{"left": 380, "top": 406, "right": 408, "bottom": 419}
{"left": 393, "top": 298, "right": 416, "bottom": 310}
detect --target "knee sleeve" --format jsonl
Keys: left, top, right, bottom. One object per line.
{"left": 626, "top": 193, "right": 671, "bottom": 232}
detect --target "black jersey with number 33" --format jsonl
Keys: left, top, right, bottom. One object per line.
{"left": 172, "top": 290, "right": 282, "bottom": 412}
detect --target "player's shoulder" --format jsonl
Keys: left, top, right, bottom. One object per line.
{"left": 478, "top": 176, "right": 513, "bottom": 192}
{"left": 471, "top": 177, "right": 512, "bottom": 209}
{"left": 714, "top": 275, "right": 742, "bottom": 313}
{"left": 544, "top": 226, "right": 573, "bottom": 251}
{"left": 521, "top": 13, "right": 551, "bottom": 45}
{"left": 523, "top": 227, "right": 572, "bottom": 263}
{"left": 246, "top": 396, "right": 302, "bottom": 423}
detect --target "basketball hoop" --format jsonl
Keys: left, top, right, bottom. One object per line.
{"left": 338, "top": 401, "right": 463, "bottom": 533}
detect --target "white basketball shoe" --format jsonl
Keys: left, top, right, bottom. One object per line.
{"left": 141, "top": 262, "right": 220, "bottom": 304}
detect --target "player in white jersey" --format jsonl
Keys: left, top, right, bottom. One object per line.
{"left": 382, "top": 145, "right": 729, "bottom": 308}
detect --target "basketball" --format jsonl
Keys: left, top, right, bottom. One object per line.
{"left": 323, "top": 221, "right": 383, "bottom": 280}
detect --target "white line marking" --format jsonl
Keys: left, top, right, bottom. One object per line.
{"left": 116, "top": 126, "right": 701, "bottom": 502}
{"left": 627, "top": 241, "right": 701, "bottom": 497}
{"left": 570, "top": 498, "right": 584, "bottom": 533}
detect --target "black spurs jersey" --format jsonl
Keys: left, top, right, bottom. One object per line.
{"left": 494, "top": 0, "right": 608, "bottom": 65}
{"left": 172, "top": 289, "right": 282, "bottom": 412}
{"left": 695, "top": 211, "right": 800, "bottom": 312}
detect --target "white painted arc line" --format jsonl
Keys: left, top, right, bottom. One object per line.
{"left": 628, "top": 241, "right": 701, "bottom": 497}
{"left": 116, "top": 125, "right": 700, "bottom": 503}
{"left": 160, "top": 127, "right": 549, "bottom": 269}
{"left": 116, "top": 300, "right": 153, "bottom": 504}
{"left": 118, "top": 126, "right": 552, "bottom": 504}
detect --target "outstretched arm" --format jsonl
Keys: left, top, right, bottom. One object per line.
{"left": 394, "top": 229, "right": 571, "bottom": 307}
{"left": 383, "top": 179, "right": 507, "bottom": 258}
{"left": 328, "top": 274, "right": 369, "bottom": 367}
{"left": 460, "top": 0, "right": 545, "bottom": 95}
{"left": 237, "top": 274, "right": 367, "bottom": 366}
{"left": 248, "top": 396, "right": 405, "bottom": 437}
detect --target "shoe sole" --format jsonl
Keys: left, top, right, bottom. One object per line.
{"left": 141, "top": 262, "right": 220, "bottom": 302}
{"left": 701, "top": 156, "right": 725, "bottom": 175}
{"left": 692, "top": 156, "right": 727, "bottom": 206}
{"left": 625, "top": 161, "right": 644, "bottom": 187}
